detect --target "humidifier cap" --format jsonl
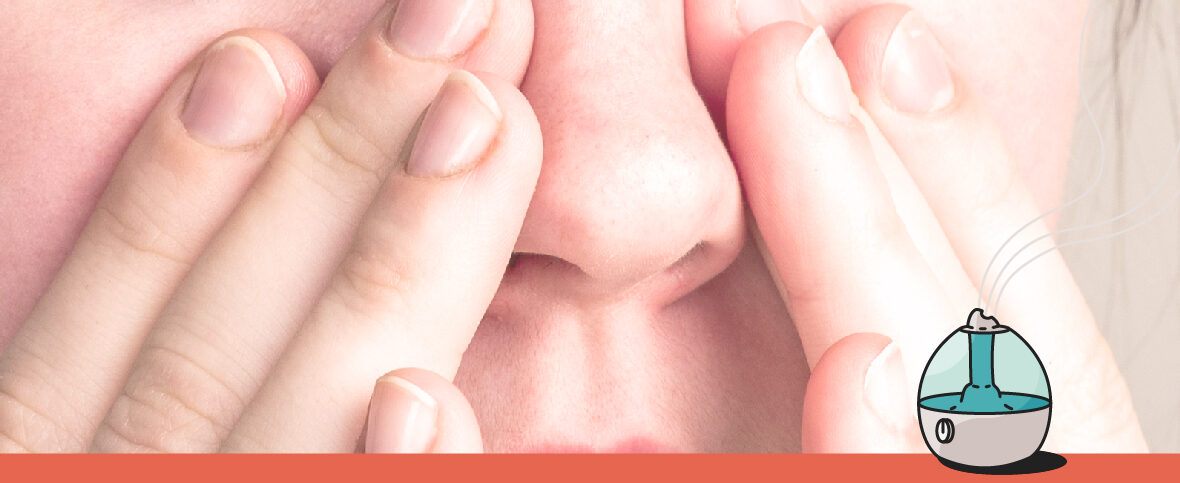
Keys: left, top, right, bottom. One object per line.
{"left": 964, "top": 308, "right": 1008, "bottom": 333}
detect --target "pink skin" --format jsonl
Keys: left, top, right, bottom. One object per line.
{"left": 0, "top": 1, "right": 1083, "bottom": 451}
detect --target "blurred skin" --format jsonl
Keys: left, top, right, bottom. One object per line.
{"left": 0, "top": 1, "right": 1096, "bottom": 451}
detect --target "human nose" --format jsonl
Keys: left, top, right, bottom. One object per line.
{"left": 510, "top": 1, "right": 745, "bottom": 305}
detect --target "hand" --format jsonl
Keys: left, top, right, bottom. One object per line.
{"left": 0, "top": 0, "right": 535, "bottom": 452}
{"left": 685, "top": 3, "right": 1149, "bottom": 452}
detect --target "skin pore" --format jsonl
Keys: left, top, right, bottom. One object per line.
{"left": 0, "top": 1, "right": 1100, "bottom": 451}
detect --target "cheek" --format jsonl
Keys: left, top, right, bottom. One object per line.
{"left": 0, "top": 19, "right": 178, "bottom": 345}
{"left": 0, "top": 1, "right": 376, "bottom": 345}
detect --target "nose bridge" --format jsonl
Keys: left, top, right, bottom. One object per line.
{"left": 515, "top": 58, "right": 744, "bottom": 296}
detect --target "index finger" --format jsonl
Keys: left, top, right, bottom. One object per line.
{"left": 727, "top": 23, "right": 960, "bottom": 379}
{"left": 223, "top": 72, "right": 541, "bottom": 452}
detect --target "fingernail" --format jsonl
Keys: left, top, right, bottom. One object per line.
{"left": 387, "top": 0, "right": 492, "bottom": 60}
{"left": 795, "top": 27, "right": 853, "bottom": 123}
{"left": 863, "top": 342, "right": 911, "bottom": 432}
{"left": 405, "top": 70, "right": 501, "bottom": 178}
{"left": 366, "top": 376, "right": 439, "bottom": 453}
{"left": 882, "top": 11, "right": 954, "bottom": 113}
{"left": 736, "top": 0, "right": 804, "bottom": 35}
{"left": 180, "top": 36, "right": 286, "bottom": 148}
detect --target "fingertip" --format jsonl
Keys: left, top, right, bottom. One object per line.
{"left": 726, "top": 20, "right": 846, "bottom": 176}
{"left": 830, "top": 4, "right": 910, "bottom": 90}
{"left": 365, "top": 368, "right": 483, "bottom": 453}
{"left": 459, "top": 0, "right": 534, "bottom": 86}
{"left": 469, "top": 70, "right": 533, "bottom": 128}
{"left": 467, "top": 70, "right": 543, "bottom": 181}
{"left": 213, "top": 29, "right": 321, "bottom": 123}
{"left": 727, "top": 21, "right": 817, "bottom": 116}
{"left": 832, "top": 5, "right": 962, "bottom": 116}
{"left": 154, "top": 29, "right": 319, "bottom": 150}
{"left": 803, "top": 332, "right": 919, "bottom": 453}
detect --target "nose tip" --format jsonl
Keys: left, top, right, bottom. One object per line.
{"left": 515, "top": 133, "right": 740, "bottom": 282}
{"left": 512, "top": 80, "right": 745, "bottom": 303}
{"left": 510, "top": 0, "right": 746, "bottom": 306}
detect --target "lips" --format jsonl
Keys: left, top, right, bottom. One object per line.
{"left": 522, "top": 437, "right": 670, "bottom": 453}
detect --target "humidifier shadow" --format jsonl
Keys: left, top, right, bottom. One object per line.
{"left": 938, "top": 451, "right": 1067, "bottom": 475}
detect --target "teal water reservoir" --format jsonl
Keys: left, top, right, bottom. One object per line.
{"left": 917, "top": 309, "right": 1051, "bottom": 467}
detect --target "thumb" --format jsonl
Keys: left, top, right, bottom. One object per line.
{"left": 363, "top": 368, "right": 483, "bottom": 453}
{"left": 802, "top": 333, "right": 924, "bottom": 452}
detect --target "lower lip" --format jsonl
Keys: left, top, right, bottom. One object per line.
{"left": 527, "top": 438, "right": 668, "bottom": 453}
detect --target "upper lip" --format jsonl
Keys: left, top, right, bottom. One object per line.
{"left": 516, "top": 437, "right": 671, "bottom": 453}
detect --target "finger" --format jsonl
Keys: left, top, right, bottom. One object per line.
{"left": 363, "top": 368, "right": 483, "bottom": 453}
{"left": 223, "top": 71, "right": 540, "bottom": 452}
{"left": 0, "top": 31, "right": 317, "bottom": 452}
{"left": 726, "top": 23, "right": 957, "bottom": 383}
{"left": 684, "top": 0, "right": 808, "bottom": 128}
{"left": 685, "top": 0, "right": 972, "bottom": 307}
{"left": 95, "top": 0, "right": 533, "bottom": 453}
{"left": 832, "top": 5, "right": 1066, "bottom": 326}
{"left": 802, "top": 333, "right": 924, "bottom": 452}
{"left": 832, "top": 7, "right": 1146, "bottom": 449}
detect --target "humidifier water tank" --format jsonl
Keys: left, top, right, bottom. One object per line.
{"left": 917, "top": 309, "right": 1051, "bottom": 467}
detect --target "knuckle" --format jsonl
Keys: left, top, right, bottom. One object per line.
{"left": 0, "top": 389, "right": 81, "bottom": 452}
{"left": 331, "top": 244, "right": 414, "bottom": 324}
{"left": 287, "top": 101, "right": 391, "bottom": 196}
{"left": 92, "top": 193, "right": 190, "bottom": 269}
{"left": 96, "top": 346, "right": 244, "bottom": 452}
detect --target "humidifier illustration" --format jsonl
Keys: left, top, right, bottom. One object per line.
{"left": 917, "top": 308, "right": 1051, "bottom": 467}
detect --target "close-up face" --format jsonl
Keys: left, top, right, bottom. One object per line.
{"left": 0, "top": 0, "right": 1086, "bottom": 451}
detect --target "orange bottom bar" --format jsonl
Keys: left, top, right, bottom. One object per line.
{"left": 2, "top": 453, "right": 1177, "bottom": 482}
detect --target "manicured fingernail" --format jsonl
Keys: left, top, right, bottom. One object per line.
{"left": 387, "top": 0, "right": 492, "bottom": 60}
{"left": 863, "top": 342, "right": 911, "bottom": 432}
{"left": 736, "top": 0, "right": 804, "bottom": 34}
{"left": 882, "top": 11, "right": 954, "bottom": 113}
{"left": 795, "top": 27, "right": 853, "bottom": 123}
{"left": 180, "top": 37, "right": 285, "bottom": 148}
{"left": 405, "top": 70, "right": 501, "bottom": 178}
{"left": 366, "top": 376, "right": 439, "bottom": 453}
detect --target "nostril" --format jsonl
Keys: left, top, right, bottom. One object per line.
{"left": 652, "top": 237, "right": 745, "bottom": 306}
{"left": 665, "top": 242, "right": 709, "bottom": 287}
{"left": 510, "top": 241, "right": 707, "bottom": 286}
{"left": 656, "top": 241, "right": 715, "bottom": 302}
{"left": 500, "top": 231, "right": 744, "bottom": 309}
{"left": 505, "top": 252, "right": 584, "bottom": 279}
{"left": 500, "top": 251, "right": 604, "bottom": 302}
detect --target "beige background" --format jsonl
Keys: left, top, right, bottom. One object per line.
{"left": 1059, "top": 0, "right": 1179, "bottom": 452}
